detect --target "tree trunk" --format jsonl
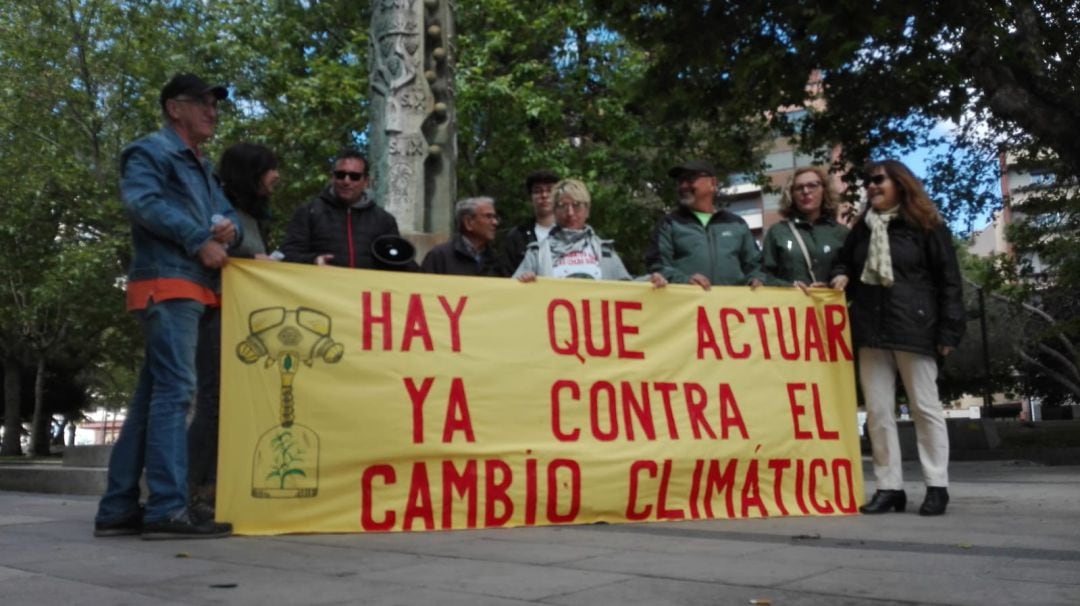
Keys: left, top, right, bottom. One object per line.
{"left": 1017, "top": 348, "right": 1080, "bottom": 400}
{"left": 1, "top": 361, "right": 22, "bottom": 456}
{"left": 29, "top": 356, "right": 50, "bottom": 456}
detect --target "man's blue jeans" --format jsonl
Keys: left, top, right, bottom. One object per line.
{"left": 96, "top": 299, "right": 205, "bottom": 525}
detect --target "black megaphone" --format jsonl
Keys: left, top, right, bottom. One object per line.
{"left": 370, "top": 234, "right": 416, "bottom": 270}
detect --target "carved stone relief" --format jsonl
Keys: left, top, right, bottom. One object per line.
{"left": 370, "top": 0, "right": 455, "bottom": 236}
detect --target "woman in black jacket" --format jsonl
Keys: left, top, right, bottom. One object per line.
{"left": 188, "top": 143, "right": 280, "bottom": 518}
{"left": 216, "top": 142, "right": 280, "bottom": 259}
{"left": 830, "top": 159, "right": 965, "bottom": 516}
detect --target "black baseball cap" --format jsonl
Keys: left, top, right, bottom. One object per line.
{"left": 525, "top": 169, "right": 560, "bottom": 193}
{"left": 159, "top": 73, "right": 228, "bottom": 110}
{"left": 668, "top": 160, "right": 717, "bottom": 179}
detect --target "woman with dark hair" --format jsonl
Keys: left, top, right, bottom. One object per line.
{"left": 762, "top": 166, "right": 848, "bottom": 289}
{"left": 830, "top": 159, "right": 965, "bottom": 516}
{"left": 216, "top": 142, "right": 280, "bottom": 258}
{"left": 188, "top": 142, "right": 280, "bottom": 518}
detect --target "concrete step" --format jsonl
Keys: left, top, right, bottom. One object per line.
{"left": 0, "top": 445, "right": 113, "bottom": 496}
{"left": 62, "top": 445, "right": 112, "bottom": 467}
{"left": 0, "top": 464, "right": 106, "bottom": 496}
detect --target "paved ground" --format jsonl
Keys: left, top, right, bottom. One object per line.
{"left": 1, "top": 459, "right": 1078, "bottom": 605}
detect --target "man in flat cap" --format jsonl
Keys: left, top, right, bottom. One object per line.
{"left": 646, "top": 160, "right": 764, "bottom": 289}
{"left": 95, "top": 73, "right": 237, "bottom": 540}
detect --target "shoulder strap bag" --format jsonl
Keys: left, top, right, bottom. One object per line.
{"left": 785, "top": 220, "right": 817, "bottom": 283}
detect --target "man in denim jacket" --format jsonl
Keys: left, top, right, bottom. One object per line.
{"left": 95, "top": 74, "right": 239, "bottom": 540}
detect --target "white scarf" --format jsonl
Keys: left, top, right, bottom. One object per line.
{"left": 861, "top": 206, "right": 900, "bottom": 287}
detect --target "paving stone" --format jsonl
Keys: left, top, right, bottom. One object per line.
{"left": 0, "top": 460, "right": 1078, "bottom": 606}
{"left": 545, "top": 576, "right": 912, "bottom": 606}
{"left": 0, "top": 574, "right": 190, "bottom": 606}
{"left": 358, "top": 557, "right": 631, "bottom": 601}
{"left": 782, "top": 565, "right": 1080, "bottom": 605}
{"left": 568, "top": 547, "right": 835, "bottom": 586}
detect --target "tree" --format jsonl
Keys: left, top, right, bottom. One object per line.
{"left": 26, "top": 1, "right": 1058, "bottom": 438}
{"left": 596, "top": 1, "right": 1079, "bottom": 170}
{"left": 452, "top": 1, "right": 771, "bottom": 272}
{"left": 599, "top": 0, "right": 1079, "bottom": 402}
{"left": 594, "top": 0, "right": 1080, "bottom": 242}
{"left": 206, "top": 0, "right": 763, "bottom": 273}
{"left": 454, "top": 1, "right": 660, "bottom": 269}
{"left": 0, "top": 0, "right": 221, "bottom": 453}
{"left": 207, "top": 0, "right": 374, "bottom": 246}
{"left": 943, "top": 247, "right": 1080, "bottom": 406}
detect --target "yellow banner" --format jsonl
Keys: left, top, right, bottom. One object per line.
{"left": 218, "top": 259, "right": 863, "bottom": 535}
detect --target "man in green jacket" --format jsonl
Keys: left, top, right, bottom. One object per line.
{"left": 646, "top": 160, "right": 764, "bottom": 290}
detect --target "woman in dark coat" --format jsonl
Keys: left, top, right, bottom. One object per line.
{"left": 188, "top": 143, "right": 280, "bottom": 516}
{"left": 830, "top": 159, "right": 965, "bottom": 516}
{"left": 216, "top": 143, "right": 280, "bottom": 259}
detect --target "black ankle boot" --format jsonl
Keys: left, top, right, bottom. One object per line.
{"left": 859, "top": 489, "right": 907, "bottom": 514}
{"left": 919, "top": 486, "right": 949, "bottom": 516}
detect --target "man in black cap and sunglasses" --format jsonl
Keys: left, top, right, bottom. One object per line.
{"left": 280, "top": 148, "right": 402, "bottom": 269}
{"left": 95, "top": 73, "right": 237, "bottom": 540}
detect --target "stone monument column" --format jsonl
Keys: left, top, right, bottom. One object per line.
{"left": 370, "top": 0, "right": 456, "bottom": 259}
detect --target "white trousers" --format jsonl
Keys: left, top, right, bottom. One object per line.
{"left": 859, "top": 347, "right": 949, "bottom": 489}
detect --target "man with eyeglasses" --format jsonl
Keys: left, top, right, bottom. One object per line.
{"left": 646, "top": 160, "right": 764, "bottom": 290}
{"left": 501, "top": 169, "right": 560, "bottom": 275}
{"left": 420, "top": 196, "right": 507, "bottom": 276}
{"left": 95, "top": 73, "right": 237, "bottom": 540}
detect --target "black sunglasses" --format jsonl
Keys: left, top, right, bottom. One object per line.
{"left": 333, "top": 170, "right": 366, "bottom": 181}
{"left": 863, "top": 174, "right": 887, "bottom": 186}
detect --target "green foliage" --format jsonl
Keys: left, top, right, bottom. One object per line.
{"left": 454, "top": 1, "right": 770, "bottom": 273}
{"left": 969, "top": 156, "right": 1080, "bottom": 405}
{"left": 267, "top": 429, "right": 306, "bottom": 489}
{"left": 6, "top": 0, "right": 1072, "bottom": 421}
{"left": 939, "top": 286, "right": 1022, "bottom": 403}
{"left": 595, "top": 1, "right": 1080, "bottom": 210}
{"left": 948, "top": 241, "right": 1080, "bottom": 406}
{"left": 0, "top": 0, "right": 218, "bottom": 448}
{"left": 454, "top": 2, "right": 653, "bottom": 264}
{"left": 208, "top": 0, "right": 373, "bottom": 247}
{"left": 1004, "top": 183, "right": 1080, "bottom": 294}
{"left": 597, "top": 0, "right": 1080, "bottom": 403}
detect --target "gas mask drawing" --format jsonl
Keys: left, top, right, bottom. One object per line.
{"left": 237, "top": 307, "right": 343, "bottom": 498}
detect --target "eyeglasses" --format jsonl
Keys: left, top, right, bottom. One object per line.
{"left": 793, "top": 182, "right": 822, "bottom": 193}
{"left": 863, "top": 174, "right": 888, "bottom": 186}
{"left": 333, "top": 170, "right": 366, "bottom": 181}
{"left": 554, "top": 201, "right": 588, "bottom": 212}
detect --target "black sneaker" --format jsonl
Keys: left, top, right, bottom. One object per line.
{"left": 189, "top": 500, "right": 216, "bottom": 525}
{"left": 141, "top": 511, "right": 232, "bottom": 540}
{"left": 94, "top": 507, "right": 144, "bottom": 537}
